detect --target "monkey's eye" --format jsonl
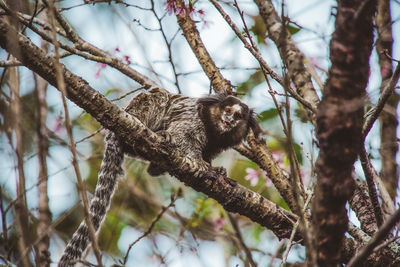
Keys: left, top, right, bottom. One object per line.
{"left": 225, "top": 107, "right": 233, "bottom": 114}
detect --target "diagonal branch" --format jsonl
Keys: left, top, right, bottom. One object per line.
{"left": 174, "top": 0, "right": 232, "bottom": 94}
{"left": 0, "top": 16, "right": 299, "bottom": 243}
{"left": 0, "top": 1, "right": 160, "bottom": 89}
{"left": 363, "top": 62, "right": 400, "bottom": 137}
{"left": 254, "top": 0, "right": 320, "bottom": 110}
{"left": 210, "top": 0, "right": 317, "bottom": 114}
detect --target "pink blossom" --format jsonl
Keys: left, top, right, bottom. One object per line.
{"left": 123, "top": 55, "right": 131, "bottom": 65}
{"left": 300, "top": 168, "right": 310, "bottom": 186}
{"left": 201, "top": 19, "right": 212, "bottom": 29}
{"left": 51, "top": 116, "right": 65, "bottom": 134}
{"left": 197, "top": 8, "right": 205, "bottom": 19}
{"left": 260, "top": 170, "right": 273, "bottom": 187}
{"left": 114, "top": 47, "right": 120, "bottom": 53}
{"left": 272, "top": 151, "right": 285, "bottom": 168}
{"left": 245, "top": 168, "right": 259, "bottom": 186}
{"left": 95, "top": 62, "right": 107, "bottom": 78}
{"left": 165, "top": 0, "right": 176, "bottom": 15}
{"left": 213, "top": 217, "right": 226, "bottom": 230}
{"left": 176, "top": 3, "right": 186, "bottom": 16}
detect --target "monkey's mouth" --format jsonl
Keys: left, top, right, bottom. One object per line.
{"left": 220, "top": 119, "right": 232, "bottom": 131}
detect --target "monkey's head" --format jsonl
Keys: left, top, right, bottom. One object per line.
{"left": 197, "top": 94, "right": 262, "bottom": 141}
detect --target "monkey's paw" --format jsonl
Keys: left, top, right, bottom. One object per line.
{"left": 206, "top": 166, "right": 226, "bottom": 180}
{"left": 156, "top": 130, "right": 174, "bottom": 144}
{"left": 208, "top": 167, "right": 237, "bottom": 186}
{"left": 212, "top": 166, "right": 227, "bottom": 177}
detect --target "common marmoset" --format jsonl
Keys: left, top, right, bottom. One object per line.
{"left": 58, "top": 88, "right": 261, "bottom": 266}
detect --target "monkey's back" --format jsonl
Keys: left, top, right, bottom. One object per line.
{"left": 125, "top": 89, "right": 207, "bottom": 158}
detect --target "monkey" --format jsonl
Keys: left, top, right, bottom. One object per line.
{"left": 58, "top": 88, "right": 261, "bottom": 266}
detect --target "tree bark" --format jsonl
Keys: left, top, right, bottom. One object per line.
{"left": 312, "top": 0, "right": 376, "bottom": 265}
{"left": 376, "top": 0, "right": 398, "bottom": 200}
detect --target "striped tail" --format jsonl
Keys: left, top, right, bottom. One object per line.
{"left": 58, "top": 131, "right": 124, "bottom": 266}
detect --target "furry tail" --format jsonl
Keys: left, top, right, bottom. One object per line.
{"left": 58, "top": 131, "right": 124, "bottom": 267}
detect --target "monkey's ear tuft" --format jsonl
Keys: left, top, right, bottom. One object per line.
{"left": 197, "top": 93, "right": 228, "bottom": 106}
{"left": 249, "top": 110, "right": 262, "bottom": 137}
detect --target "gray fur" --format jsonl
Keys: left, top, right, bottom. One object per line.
{"left": 58, "top": 89, "right": 259, "bottom": 266}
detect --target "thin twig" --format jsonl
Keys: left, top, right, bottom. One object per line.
{"left": 34, "top": 37, "right": 52, "bottom": 266}
{"left": 121, "top": 192, "right": 180, "bottom": 265}
{"left": 210, "top": 0, "right": 317, "bottom": 114}
{"left": 110, "top": 87, "right": 145, "bottom": 102}
{"left": 359, "top": 146, "right": 385, "bottom": 227}
{"left": 150, "top": 0, "right": 182, "bottom": 93}
{"left": 44, "top": 0, "right": 104, "bottom": 265}
{"left": 0, "top": 188, "right": 9, "bottom": 260}
{"left": 363, "top": 62, "right": 400, "bottom": 138}
{"left": 1, "top": 2, "right": 159, "bottom": 89}
{"left": 8, "top": 55, "right": 32, "bottom": 267}
{"left": 281, "top": 191, "right": 313, "bottom": 265}
{"left": 228, "top": 213, "right": 257, "bottom": 267}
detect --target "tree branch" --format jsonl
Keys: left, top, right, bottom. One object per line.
{"left": 363, "top": 62, "right": 400, "bottom": 137}
{"left": 347, "top": 208, "right": 400, "bottom": 267}
{"left": 254, "top": 0, "right": 320, "bottom": 110}
{"left": 174, "top": 0, "right": 232, "bottom": 94}
{"left": 0, "top": 16, "right": 299, "bottom": 244}
{"left": 312, "top": 0, "right": 376, "bottom": 265}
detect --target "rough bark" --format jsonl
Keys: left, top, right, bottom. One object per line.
{"left": 34, "top": 70, "right": 52, "bottom": 266}
{"left": 312, "top": 0, "right": 376, "bottom": 265}
{"left": 175, "top": 0, "right": 232, "bottom": 94}
{"left": 8, "top": 55, "right": 32, "bottom": 267}
{"left": 349, "top": 179, "right": 378, "bottom": 236}
{"left": 376, "top": 0, "right": 398, "bottom": 199}
{"left": 254, "top": 0, "right": 320, "bottom": 110}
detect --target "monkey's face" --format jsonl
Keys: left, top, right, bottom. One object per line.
{"left": 214, "top": 96, "right": 250, "bottom": 135}
{"left": 219, "top": 104, "right": 244, "bottom": 131}
{"left": 198, "top": 94, "right": 261, "bottom": 139}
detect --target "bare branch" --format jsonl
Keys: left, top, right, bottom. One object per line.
{"left": 254, "top": 0, "right": 320, "bottom": 110}
{"left": 228, "top": 213, "right": 257, "bottom": 267}
{"left": 359, "top": 147, "right": 385, "bottom": 227}
{"left": 45, "top": 1, "right": 103, "bottom": 265}
{"left": 174, "top": 0, "right": 232, "bottom": 94}
{"left": 363, "top": 62, "right": 400, "bottom": 137}
{"left": 122, "top": 191, "right": 181, "bottom": 265}
{"left": 34, "top": 35, "right": 51, "bottom": 267}
{"left": 312, "top": 0, "right": 376, "bottom": 264}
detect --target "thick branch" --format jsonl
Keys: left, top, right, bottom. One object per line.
{"left": 312, "top": 0, "right": 376, "bottom": 265}
{"left": 0, "top": 17, "right": 299, "bottom": 242}
{"left": 174, "top": 0, "right": 232, "bottom": 93}
{"left": 349, "top": 178, "right": 378, "bottom": 236}
{"left": 375, "top": 0, "right": 398, "bottom": 199}
{"left": 34, "top": 40, "right": 51, "bottom": 267}
{"left": 254, "top": 0, "right": 319, "bottom": 110}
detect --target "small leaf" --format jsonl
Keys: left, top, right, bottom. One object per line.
{"left": 237, "top": 70, "right": 264, "bottom": 94}
{"left": 286, "top": 24, "right": 301, "bottom": 35}
{"left": 258, "top": 108, "right": 278, "bottom": 122}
